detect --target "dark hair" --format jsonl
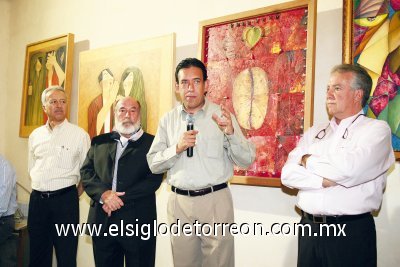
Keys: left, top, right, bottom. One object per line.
{"left": 98, "top": 68, "right": 113, "bottom": 83}
{"left": 331, "top": 64, "right": 372, "bottom": 107}
{"left": 175, "top": 58, "right": 207, "bottom": 83}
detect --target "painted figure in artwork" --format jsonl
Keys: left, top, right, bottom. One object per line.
{"left": 25, "top": 45, "right": 67, "bottom": 126}
{"left": 25, "top": 52, "right": 46, "bottom": 126}
{"left": 353, "top": 0, "right": 400, "bottom": 149}
{"left": 45, "top": 46, "right": 66, "bottom": 88}
{"left": 87, "top": 68, "right": 119, "bottom": 139}
{"left": 117, "top": 66, "right": 148, "bottom": 131}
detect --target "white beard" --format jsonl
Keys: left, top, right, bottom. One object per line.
{"left": 115, "top": 119, "right": 141, "bottom": 135}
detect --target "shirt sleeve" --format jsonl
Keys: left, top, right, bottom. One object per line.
{"left": 28, "top": 135, "right": 35, "bottom": 173}
{"left": 79, "top": 131, "right": 91, "bottom": 168}
{"left": 281, "top": 128, "right": 324, "bottom": 190}
{"left": 224, "top": 114, "right": 256, "bottom": 168}
{"left": 0, "top": 158, "right": 16, "bottom": 216}
{"left": 80, "top": 144, "right": 109, "bottom": 203}
{"left": 305, "top": 121, "right": 395, "bottom": 187}
{"left": 146, "top": 117, "right": 180, "bottom": 174}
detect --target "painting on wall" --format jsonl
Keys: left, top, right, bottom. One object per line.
{"left": 78, "top": 34, "right": 175, "bottom": 138}
{"left": 343, "top": 0, "right": 400, "bottom": 160}
{"left": 199, "top": 0, "right": 317, "bottom": 186}
{"left": 19, "top": 34, "right": 74, "bottom": 137}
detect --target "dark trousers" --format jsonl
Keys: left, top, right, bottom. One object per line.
{"left": 0, "top": 215, "right": 16, "bottom": 267}
{"left": 28, "top": 186, "right": 79, "bottom": 267}
{"left": 298, "top": 213, "right": 376, "bottom": 267}
{"left": 92, "top": 195, "right": 157, "bottom": 267}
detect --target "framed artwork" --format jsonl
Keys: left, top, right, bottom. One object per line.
{"left": 78, "top": 34, "right": 175, "bottom": 138}
{"left": 19, "top": 33, "right": 74, "bottom": 137}
{"left": 343, "top": 0, "right": 400, "bottom": 160}
{"left": 199, "top": 0, "right": 317, "bottom": 187}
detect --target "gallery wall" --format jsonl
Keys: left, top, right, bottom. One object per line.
{"left": 0, "top": 0, "right": 10, "bottom": 153}
{"left": 1, "top": 0, "right": 399, "bottom": 266}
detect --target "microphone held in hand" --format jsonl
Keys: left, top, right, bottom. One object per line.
{"left": 186, "top": 114, "right": 194, "bottom": 157}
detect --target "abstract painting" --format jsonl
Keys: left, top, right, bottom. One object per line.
{"left": 199, "top": 0, "right": 317, "bottom": 186}
{"left": 343, "top": 0, "right": 400, "bottom": 159}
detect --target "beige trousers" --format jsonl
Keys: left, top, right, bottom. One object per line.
{"left": 167, "top": 187, "right": 235, "bottom": 267}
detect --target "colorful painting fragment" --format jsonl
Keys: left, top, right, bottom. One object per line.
{"left": 204, "top": 8, "right": 308, "bottom": 178}
{"left": 350, "top": 0, "right": 400, "bottom": 153}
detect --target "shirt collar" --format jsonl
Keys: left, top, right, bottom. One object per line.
{"left": 45, "top": 119, "right": 68, "bottom": 131}
{"left": 179, "top": 98, "right": 208, "bottom": 120}
{"left": 329, "top": 109, "right": 364, "bottom": 130}
{"left": 113, "top": 128, "right": 144, "bottom": 147}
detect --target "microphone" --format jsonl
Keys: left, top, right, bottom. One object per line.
{"left": 186, "top": 114, "right": 194, "bottom": 157}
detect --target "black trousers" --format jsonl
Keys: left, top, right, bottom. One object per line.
{"left": 298, "top": 213, "right": 376, "bottom": 267}
{"left": 0, "top": 215, "right": 16, "bottom": 267}
{"left": 28, "top": 186, "right": 79, "bottom": 267}
{"left": 92, "top": 195, "right": 157, "bottom": 267}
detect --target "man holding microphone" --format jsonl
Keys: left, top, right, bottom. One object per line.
{"left": 147, "top": 58, "right": 255, "bottom": 267}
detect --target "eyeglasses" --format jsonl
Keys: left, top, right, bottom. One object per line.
{"left": 179, "top": 79, "right": 202, "bottom": 90}
{"left": 315, "top": 114, "right": 364, "bottom": 140}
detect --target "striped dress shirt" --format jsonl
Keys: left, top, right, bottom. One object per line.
{"left": 28, "top": 119, "right": 90, "bottom": 191}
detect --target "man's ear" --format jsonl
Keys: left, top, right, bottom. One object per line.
{"left": 204, "top": 79, "right": 209, "bottom": 96}
{"left": 175, "top": 83, "right": 179, "bottom": 94}
{"left": 42, "top": 105, "right": 46, "bottom": 112}
{"left": 355, "top": 89, "right": 363, "bottom": 103}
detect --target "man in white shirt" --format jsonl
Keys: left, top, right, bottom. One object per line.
{"left": 28, "top": 86, "right": 90, "bottom": 267}
{"left": 281, "top": 64, "right": 395, "bottom": 267}
{"left": 0, "top": 154, "right": 18, "bottom": 267}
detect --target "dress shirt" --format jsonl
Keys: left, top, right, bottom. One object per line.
{"left": 0, "top": 155, "right": 17, "bottom": 217}
{"left": 111, "top": 128, "right": 144, "bottom": 191}
{"left": 28, "top": 119, "right": 91, "bottom": 191}
{"left": 147, "top": 99, "right": 255, "bottom": 190}
{"left": 281, "top": 110, "right": 395, "bottom": 215}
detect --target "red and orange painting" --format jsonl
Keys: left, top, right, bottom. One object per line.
{"left": 201, "top": 6, "right": 312, "bottom": 181}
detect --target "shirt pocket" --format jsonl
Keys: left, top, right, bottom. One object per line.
{"left": 56, "top": 146, "right": 79, "bottom": 169}
{"left": 206, "top": 138, "right": 223, "bottom": 159}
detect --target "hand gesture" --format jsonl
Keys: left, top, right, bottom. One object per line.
{"left": 212, "top": 104, "right": 234, "bottom": 135}
{"left": 176, "top": 129, "right": 198, "bottom": 154}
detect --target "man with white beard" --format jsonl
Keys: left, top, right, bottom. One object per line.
{"left": 81, "top": 97, "right": 163, "bottom": 267}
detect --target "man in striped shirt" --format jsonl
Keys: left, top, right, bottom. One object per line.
{"left": 28, "top": 86, "right": 90, "bottom": 267}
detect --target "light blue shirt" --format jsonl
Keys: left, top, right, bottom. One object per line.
{"left": 0, "top": 155, "right": 17, "bottom": 217}
{"left": 111, "top": 129, "right": 144, "bottom": 191}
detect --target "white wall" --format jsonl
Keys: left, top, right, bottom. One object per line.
{"left": 0, "top": 0, "right": 11, "bottom": 153}
{"left": 3, "top": 0, "right": 399, "bottom": 266}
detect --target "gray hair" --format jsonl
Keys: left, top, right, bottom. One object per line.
{"left": 331, "top": 64, "right": 372, "bottom": 107}
{"left": 41, "top": 86, "right": 66, "bottom": 105}
{"left": 114, "top": 96, "right": 141, "bottom": 112}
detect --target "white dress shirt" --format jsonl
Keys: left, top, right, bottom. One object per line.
{"left": 281, "top": 110, "right": 395, "bottom": 215}
{"left": 28, "top": 119, "right": 91, "bottom": 191}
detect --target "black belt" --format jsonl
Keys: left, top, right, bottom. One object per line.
{"left": 171, "top": 183, "right": 228, "bottom": 197}
{"left": 33, "top": 185, "right": 76, "bottom": 199}
{"left": 302, "top": 210, "right": 371, "bottom": 224}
